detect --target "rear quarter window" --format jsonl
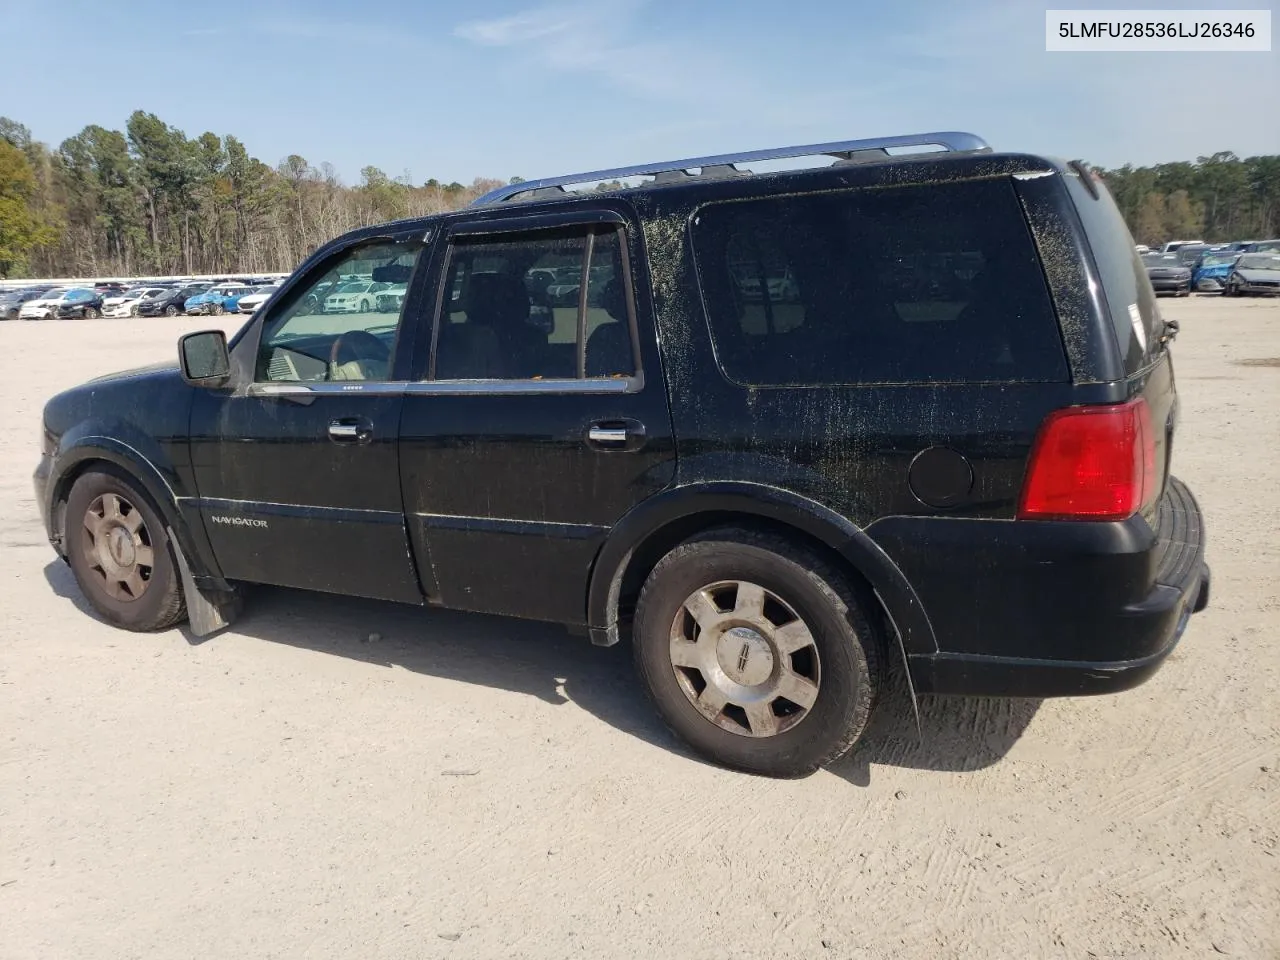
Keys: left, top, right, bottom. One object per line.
{"left": 691, "top": 179, "right": 1068, "bottom": 386}
{"left": 1064, "top": 169, "right": 1163, "bottom": 374}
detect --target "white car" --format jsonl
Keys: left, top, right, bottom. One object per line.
{"left": 322, "top": 281, "right": 387, "bottom": 314}
{"left": 375, "top": 283, "right": 408, "bottom": 313}
{"left": 103, "top": 287, "right": 167, "bottom": 318}
{"left": 19, "top": 288, "right": 71, "bottom": 320}
{"left": 237, "top": 284, "right": 281, "bottom": 314}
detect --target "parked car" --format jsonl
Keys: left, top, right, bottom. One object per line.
{"left": 1242, "top": 239, "right": 1280, "bottom": 254}
{"left": 374, "top": 283, "right": 408, "bottom": 313}
{"left": 1191, "top": 251, "right": 1241, "bottom": 292}
{"left": 18, "top": 287, "right": 73, "bottom": 320}
{"left": 1141, "top": 253, "right": 1191, "bottom": 295}
{"left": 1133, "top": 244, "right": 1150, "bottom": 254}
{"left": 235, "top": 285, "right": 280, "bottom": 314}
{"left": 55, "top": 288, "right": 105, "bottom": 319}
{"left": 103, "top": 287, "right": 168, "bottom": 318}
{"left": 137, "top": 285, "right": 210, "bottom": 317}
{"left": 1160, "top": 239, "right": 1204, "bottom": 253}
{"left": 222, "top": 287, "right": 262, "bottom": 313}
{"left": 1222, "top": 253, "right": 1280, "bottom": 296}
{"left": 0, "top": 286, "right": 54, "bottom": 321}
{"left": 321, "top": 280, "right": 389, "bottom": 313}
{"left": 34, "top": 132, "right": 1208, "bottom": 778}
{"left": 185, "top": 284, "right": 258, "bottom": 316}
{"left": 1173, "top": 243, "right": 1211, "bottom": 270}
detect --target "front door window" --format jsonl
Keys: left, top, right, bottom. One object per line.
{"left": 256, "top": 240, "right": 421, "bottom": 382}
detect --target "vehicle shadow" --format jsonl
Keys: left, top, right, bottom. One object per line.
{"left": 43, "top": 561, "right": 1042, "bottom": 785}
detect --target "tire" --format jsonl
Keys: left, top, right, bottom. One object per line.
{"left": 63, "top": 468, "right": 187, "bottom": 632}
{"left": 213, "top": 302, "right": 224, "bottom": 316}
{"left": 165, "top": 304, "right": 179, "bottom": 317}
{"left": 83, "top": 306, "right": 99, "bottom": 319}
{"left": 632, "top": 527, "right": 882, "bottom": 778}
{"left": 359, "top": 299, "right": 370, "bottom": 313}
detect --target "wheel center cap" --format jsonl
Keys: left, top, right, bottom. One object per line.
{"left": 717, "top": 627, "right": 775, "bottom": 686}
{"left": 107, "top": 527, "right": 136, "bottom": 567}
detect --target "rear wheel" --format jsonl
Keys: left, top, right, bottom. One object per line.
{"left": 633, "top": 528, "right": 881, "bottom": 778}
{"left": 63, "top": 469, "right": 186, "bottom": 632}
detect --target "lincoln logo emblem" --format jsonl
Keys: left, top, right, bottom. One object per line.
{"left": 737, "top": 642, "right": 752, "bottom": 674}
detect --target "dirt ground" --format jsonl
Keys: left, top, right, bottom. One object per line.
{"left": 1, "top": 296, "right": 1277, "bottom": 960}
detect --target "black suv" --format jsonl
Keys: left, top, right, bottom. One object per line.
{"left": 137, "top": 285, "right": 209, "bottom": 317}
{"left": 33, "top": 132, "right": 1209, "bottom": 777}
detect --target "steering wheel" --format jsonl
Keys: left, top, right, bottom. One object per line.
{"left": 329, "top": 329, "right": 391, "bottom": 381}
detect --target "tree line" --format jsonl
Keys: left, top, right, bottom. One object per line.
{"left": 1095, "top": 152, "right": 1280, "bottom": 246}
{"left": 3, "top": 110, "right": 1280, "bottom": 279}
{"left": 0, "top": 111, "right": 508, "bottom": 279}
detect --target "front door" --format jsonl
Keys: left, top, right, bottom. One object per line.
{"left": 189, "top": 236, "right": 427, "bottom": 603}
{"left": 397, "top": 211, "right": 676, "bottom": 624}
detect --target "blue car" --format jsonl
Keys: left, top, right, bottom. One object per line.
{"left": 1191, "top": 251, "right": 1241, "bottom": 292}
{"left": 184, "top": 284, "right": 257, "bottom": 316}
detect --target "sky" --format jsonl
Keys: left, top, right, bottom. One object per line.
{"left": 1, "top": 0, "right": 1276, "bottom": 186}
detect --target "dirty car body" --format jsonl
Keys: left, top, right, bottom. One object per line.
{"left": 34, "top": 132, "right": 1210, "bottom": 777}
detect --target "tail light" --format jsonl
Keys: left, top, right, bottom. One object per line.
{"left": 1018, "top": 398, "right": 1156, "bottom": 521}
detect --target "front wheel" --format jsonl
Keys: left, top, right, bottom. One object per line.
{"left": 63, "top": 469, "right": 187, "bottom": 631}
{"left": 359, "top": 299, "right": 370, "bottom": 313}
{"left": 165, "top": 305, "right": 179, "bottom": 317}
{"left": 633, "top": 528, "right": 881, "bottom": 778}
{"left": 83, "top": 306, "right": 100, "bottom": 319}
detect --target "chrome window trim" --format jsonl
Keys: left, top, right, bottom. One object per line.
{"left": 406, "top": 375, "right": 641, "bottom": 396}
{"left": 247, "top": 381, "right": 408, "bottom": 397}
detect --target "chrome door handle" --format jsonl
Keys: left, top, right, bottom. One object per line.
{"left": 586, "top": 419, "right": 646, "bottom": 451}
{"left": 587, "top": 426, "right": 629, "bottom": 444}
{"left": 328, "top": 419, "right": 372, "bottom": 444}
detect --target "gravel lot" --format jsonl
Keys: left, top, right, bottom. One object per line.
{"left": 2, "top": 297, "right": 1277, "bottom": 959}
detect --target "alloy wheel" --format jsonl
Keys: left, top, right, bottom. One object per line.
{"left": 668, "top": 579, "right": 821, "bottom": 738}
{"left": 81, "top": 493, "right": 155, "bottom": 602}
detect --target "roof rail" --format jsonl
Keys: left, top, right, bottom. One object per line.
{"left": 472, "top": 131, "right": 989, "bottom": 206}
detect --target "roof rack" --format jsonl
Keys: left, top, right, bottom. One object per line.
{"left": 472, "top": 131, "right": 990, "bottom": 206}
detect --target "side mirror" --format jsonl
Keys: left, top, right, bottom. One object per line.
{"left": 179, "top": 330, "right": 231, "bottom": 387}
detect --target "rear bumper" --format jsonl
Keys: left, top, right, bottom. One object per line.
{"left": 869, "top": 477, "right": 1209, "bottom": 698}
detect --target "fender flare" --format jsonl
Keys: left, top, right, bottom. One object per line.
{"left": 47, "top": 427, "right": 228, "bottom": 591}
{"left": 586, "top": 482, "right": 938, "bottom": 664}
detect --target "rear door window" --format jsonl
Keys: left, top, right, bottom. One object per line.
{"left": 691, "top": 179, "right": 1067, "bottom": 386}
{"left": 431, "top": 225, "right": 636, "bottom": 382}
{"left": 1063, "top": 168, "right": 1163, "bottom": 374}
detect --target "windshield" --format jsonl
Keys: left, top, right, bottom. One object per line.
{"left": 1201, "top": 254, "right": 1237, "bottom": 267}
{"left": 1237, "top": 255, "right": 1280, "bottom": 271}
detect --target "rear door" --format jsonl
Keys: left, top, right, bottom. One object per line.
{"left": 397, "top": 208, "right": 676, "bottom": 623}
